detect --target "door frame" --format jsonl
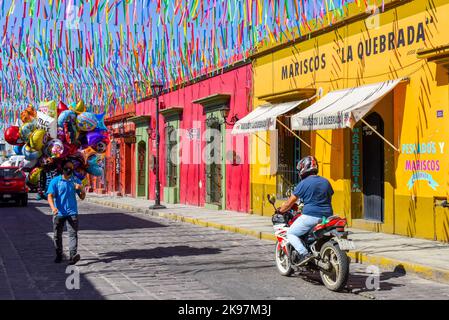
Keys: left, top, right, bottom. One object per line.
{"left": 204, "top": 111, "right": 227, "bottom": 210}
{"left": 361, "top": 112, "right": 385, "bottom": 222}
{"left": 193, "top": 94, "right": 231, "bottom": 211}
{"left": 137, "top": 140, "right": 147, "bottom": 198}
{"left": 160, "top": 107, "right": 183, "bottom": 204}
{"left": 129, "top": 115, "right": 151, "bottom": 199}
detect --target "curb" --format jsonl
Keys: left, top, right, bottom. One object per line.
{"left": 86, "top": 197, "right": 449, "bottom": 284}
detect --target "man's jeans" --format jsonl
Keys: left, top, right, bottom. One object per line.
{"left": 286, "top": 214, "right": 322, "bottom": 256}
{"left": 53, "top": 215, "right": 79, "bottom": 258}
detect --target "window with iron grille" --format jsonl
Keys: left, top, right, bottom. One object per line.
{"left": 165, "top": 124, "right": 178, "bottom": 188}
{"left": 276, "top": 116, "right": 310, "bottom": 199}
{"left": 205, "top": 117, "right": 222, "bottom": 205}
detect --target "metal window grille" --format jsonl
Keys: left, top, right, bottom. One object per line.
{"left": 276, "top": 117, "right": 301, "bottom": 199}
{"left": 165, "top": 125, "right": 177, "bottom": 188}
{"left": 206, "top": 118, "right": 222, "bottom": 205}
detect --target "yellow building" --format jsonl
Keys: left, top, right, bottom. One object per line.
{"left": 238, "top": 0, "right": 449, "bottom": 241}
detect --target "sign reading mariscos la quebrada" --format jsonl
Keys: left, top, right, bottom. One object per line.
{"left": 297, "top": 112, "right": 353, "bottom": 130}
{"left": 281, "top": 22, "right": 426, "bottom": 80}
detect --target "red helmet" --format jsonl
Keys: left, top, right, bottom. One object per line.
{"left": 297, "top": 156, "right": 318, "bottom": 180}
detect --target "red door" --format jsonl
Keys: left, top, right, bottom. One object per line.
{"left": 125, "top": 143, "right": 132, "bottom": 195}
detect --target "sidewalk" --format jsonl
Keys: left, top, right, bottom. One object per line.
{"left": 85, "top": 193, "right": 449, "bottom": 284}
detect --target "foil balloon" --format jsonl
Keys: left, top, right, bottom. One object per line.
{"left": 28, "top": 167, "right": 43, "bottom": 185}
{"left": 86, "top": 129, "right": 109, "bottom": 147}
{"left": 76, "top": 112, "right": 98, "bottom": 132}
{"left": 57, "top": 128, "right": 66, "bottom": 142}
{"left": 57, "top": 110, "right": 77, "bottom": 127}
{"left": 95, "top": 113, "right": 107, "bottom": 131}
{"left": 13, "top": 145, "right": 23, "bottom": 155}
{"left": 68, "top": 152, "right": 86, "bottom": 170}
{"left": 4, "top": 126, "right": 24, "bottom": 145}
{"left": 86, "top": 155, "right": 104, "bottom": 177}
{"left": 58, "top": 110, "right": 78, "bottom": 143}
{"left": 57, "top": 101, "right": 69, "bottom": 115}
{"left": 36, "top": 111, "right": 58, "bottom": 139}
{"left": 23, "top": 145, "right": 42, "bottom": 160}
{"left": 38, "top": 100, "right": 57, "bottom": 118}
{"left": 94, "top": 140, "right": 109, "bottom": 154}
{"left": 44, "top": 139, "right": 65, "bottom": 158}
{"left": 86, "top": 163, "right": 103, "bottom": 177}
{"left": 29, "top": 129, "right": 49, "bottom": 151}
{"left": 20, "top": 120, "right": 37, "bottom": 141}
{"left": 61, "top": 143, "right": 78, "bottom": 158}
{"left": 20, "top": 105, "right": 37, "bottom": 123}
{"left": 51, "top": 141, "right": 64, "bottom": 158}
{"left": 70, "top": 100, "right": 86, "bottom": 114}
{"left": 81, "top": 147, "right": 96, "bottom": 160}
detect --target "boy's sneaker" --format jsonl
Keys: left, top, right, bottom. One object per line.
{"left": 68, "top": 254, "right": 81, "bottom": 265}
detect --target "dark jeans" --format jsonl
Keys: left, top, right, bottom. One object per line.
{"left": 53, "top": 215, "right": 79, "bottom": 258}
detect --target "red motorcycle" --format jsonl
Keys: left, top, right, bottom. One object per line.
{"left": 268, "top": 195, "right": 355, "bottom": 292}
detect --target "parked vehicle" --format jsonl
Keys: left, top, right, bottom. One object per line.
{"left": 0, "top": 167, "right": 28, "bottom": 207}
{"left": 268, "top": 194, "right": 355, "bottom": 292}
{"left": 1, "top": 155, "right": 25, "bottom": 168}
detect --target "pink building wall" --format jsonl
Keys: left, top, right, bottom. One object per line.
{"left": 137, "top": 64, "right": 252, "bottom": 213}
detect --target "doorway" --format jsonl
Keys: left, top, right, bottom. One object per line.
{"left": 362, "top": 112, "right": 385, "bottom": 222}
{"left": 137, "top": 141, "right": 147, "bottom": 197}
{"left": 124, "top": 143, "right": 132, "bottom": 195}
{"left": 205, "top": 117, "right": 223, "bottom": 208}
{"left": 114, "top": 142, "right": 121, "bottom": 193}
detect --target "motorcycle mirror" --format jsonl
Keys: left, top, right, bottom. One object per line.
{"left": 267, "top": 194, "right": 276, "bottom": 205}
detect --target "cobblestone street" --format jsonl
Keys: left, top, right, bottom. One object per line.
{"left": 1, "top": 200, "right": 449, "bottom": 300}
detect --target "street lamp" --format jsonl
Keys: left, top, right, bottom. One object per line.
{"left": 149, "top": 81, "right": 166, "bottom": 210}
{"left": 220, "top": 109, "right": 240, "bottom": 126}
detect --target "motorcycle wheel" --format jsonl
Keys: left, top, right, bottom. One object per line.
{"left": 319, "top": 241, "right": 349, "bottom": 292}
{"left": 275, "top": 242, "right": 293, "bottom": 276}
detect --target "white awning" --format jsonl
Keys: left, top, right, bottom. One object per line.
{"left": 290, "top": 79, "right": 402, "bottom": 131}
{"left": 232, "top": 100, "right": 306, "bottom": 134}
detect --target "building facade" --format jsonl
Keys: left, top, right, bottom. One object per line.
{"left": 134, "top": 63, "right": 253, "bottom": 212}
{"left": 245, "top": 0, "right": 449, "bottom": 241}
{"left": 101, "top": 104, "right": 137, "bottom": 197}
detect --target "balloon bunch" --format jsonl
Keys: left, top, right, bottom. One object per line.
{"left": 3, "top": 100, "right": 110, "bottom": 199}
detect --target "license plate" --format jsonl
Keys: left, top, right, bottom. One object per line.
{"left": 337, "top": 238, "right": 356, "bottom": 251}
{"left": 3, "top": 194, "right": 12, "bottom": 199}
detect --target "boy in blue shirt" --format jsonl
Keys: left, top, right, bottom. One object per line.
{"left": 47, "top": 159, "right": 86, "bottom": 265}
{"left": 278, "top": 156, "right": 334, "bottom": 264}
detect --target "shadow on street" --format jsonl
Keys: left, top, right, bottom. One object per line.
{"left": 78, "top": 212, "right": 168, "bottom": 231}
{"left": 0, "top": 200, "right": 105, "bottom": 299}
{"left": 290, "top": 264, "right": 406, "bottom": 294}
{"left": 80, "top": 245, "right": 222, "bottom": 266}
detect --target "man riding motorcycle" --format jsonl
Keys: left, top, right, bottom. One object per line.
{"left": 277, "top": 156, "right": 334, "bottom": 264}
